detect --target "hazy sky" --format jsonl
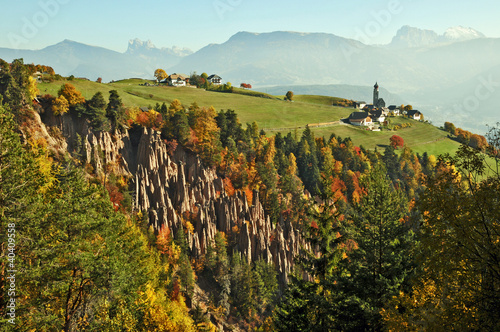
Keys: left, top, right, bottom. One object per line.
{"left": 2, "top": 0, "right": 499, "bottom": 52}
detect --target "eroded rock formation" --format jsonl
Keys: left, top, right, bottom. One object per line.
{"left": 40, "top": 113, "right": 307, "bottom": 284}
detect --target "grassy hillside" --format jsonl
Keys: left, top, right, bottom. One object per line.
{"left": 38, "top": 78, "right": 462, "bottom": 156}
{"left": 310, "top": 117, "right": 461, "bottom": 156}
{"left": 39, "top": 79, "right": 353, "bottom": 130}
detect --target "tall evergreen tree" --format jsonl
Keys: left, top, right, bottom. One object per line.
{"left": 274, "top": 199, "right": 345, "bottom": 331}
{"left": 339, "top": 164, "right": 416, "bottom": 331}
{"left": 106, "top": 90, "right": 124, "bottom": 128}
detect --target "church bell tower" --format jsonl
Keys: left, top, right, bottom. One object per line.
{"left": 373, "top": 82, "right": 379, "bottom": 106}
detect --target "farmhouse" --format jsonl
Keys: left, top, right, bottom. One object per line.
{"left": 406, "top": 110, "right": 423, "bottom": 120}
{"left": 349, "top": 112, "right": 373, "bottom": 126}
{"left": 166, "top": 73, "right": 189, "bottom": 87}
{"left": 369, "top": 109, "right": 386, "bottom": 123}
{"left": 388, "top": 105, "right": 400, "bottom": 115}
{"left": 207, "top": 74, "right": 222, "bottom": 85}
{"left": 355, "top": 101, "right": 367, "bottom": 109}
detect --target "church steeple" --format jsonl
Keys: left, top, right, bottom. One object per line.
{"left": 373, "top": 82, "right": 379, "bottom": 106}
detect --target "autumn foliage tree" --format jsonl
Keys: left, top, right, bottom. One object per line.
{"left": 191, "top": 106, "right": 222, "bottom": 166}
{"left": 58, "top": 83, "right": 85, "bottom": 107}
{"left": 444, "top": 121, "right": 456, "bottom": 135}
{"left": 154, "top": 68, "right": 168, "bottom": 82}
{"left": 469, "top": 133, "right": 488, "bottom": 151}
{"left": 52, "top": 95, "right": 70, "bottom": 115}
{"left": 389, "top": 134, "right": 404, "bottom": 149}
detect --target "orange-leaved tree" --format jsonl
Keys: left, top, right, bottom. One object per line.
{"left": 58, "top": 83, "right": 85, "bottom": 107}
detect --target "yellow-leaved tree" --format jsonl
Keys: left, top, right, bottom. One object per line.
{"left": 27, "top": 76, "right": 39, "bottom": 100}
{"left": 58, "top": 83, "right": 85, "bottom": 107}
{"left": 52, "top": 95, "right": 69, "bottom": 115}
{"left": 154, "top": 68, "right": 168, "bottom": 82}
{"left": 192, "top": 106, "right": 222, "bottom": 166}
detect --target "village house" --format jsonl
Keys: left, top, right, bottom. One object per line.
{"left": 349, "top": 112, "right": 373, "bottom": 126}
{"left": 33, "top": 71, "right": 43, "bottom": 82}
{"left": 164, "top": 73, "right": 189, "bottom": 86}
{"left": 369, "top": 109, "right": 386, "bottom": 123}
{"left": 406, "top": 110, "right": 423, "bottom": 120}
{"left": 207, "top": 74, "right": 222, "bottom": 85}
{"left": 355, "top": 101, "right": 367, "bottom": 109}
{"left": 388, "top": 105, "right": 400, "bottom": 115}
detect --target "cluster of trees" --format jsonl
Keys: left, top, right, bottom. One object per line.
{"left": 25, "top": 63, "right": 55, "bottom": 76}
{"left": 240, "top": 83, "right": 252, "bottom": 89}
{"left": 201, "top": 232, "right": 278, "bottom": 329}
{"left": 274, "top": 164, "right": 416, "bottom": 331}
{"left": 445, "top": 121, "right": 489, "bottom": 151}
{"left": 39, "top": 83, "right": 125, "bottom": 132}
{"left": 0, "top": 58, "right": 39, "bottom": 112}
{"left": 332, "top": 98, "right": 356, "bottom": 108}
{"left": 386, "top": 121, "right": 413, "bottom": 131}
{"left": 272, "top": 139, "right": 500, "bottom": 330}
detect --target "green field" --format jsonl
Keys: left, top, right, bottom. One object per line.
{"left": 39, "top": 78, "right": 464, "bottom": 157}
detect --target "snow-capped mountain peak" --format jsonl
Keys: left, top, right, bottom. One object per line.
{"left": 127, "top": 38, "right": 156, "bottom": 53}
{"left": 443, "top": 26, "right": 485, "bottom": 41}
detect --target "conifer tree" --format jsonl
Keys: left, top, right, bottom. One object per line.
{"left": 339, "top": 164, "right": 416, "bottom": 330}
{"left": 274, "top": 199, "right": 345, "bottom": 331}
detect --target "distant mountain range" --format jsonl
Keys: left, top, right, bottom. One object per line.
{"left": 389, "top": 25, "right": 486, "bottom": 48}
{"left": 0, "top": 26, "right": 498, "bottom": 133}
{"left": 0, "top": 39, "right": 192, "bottom": 82}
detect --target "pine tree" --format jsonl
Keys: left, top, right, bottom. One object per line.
{"left": 106, "top": 90, "right": 124, "bottom": 128}
{"left": 274, "top": 199, "right": 345, "bottom": 331}
{"left": 339, "top": 164, "right": 416, "bottom": 331}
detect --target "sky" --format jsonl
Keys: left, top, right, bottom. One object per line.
{"left": 1, "top": 0, "right": 500, "bottom": 52}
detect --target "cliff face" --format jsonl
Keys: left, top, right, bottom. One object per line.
{"left": 54, "top": 119, "right": 306, "bottom": 284}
